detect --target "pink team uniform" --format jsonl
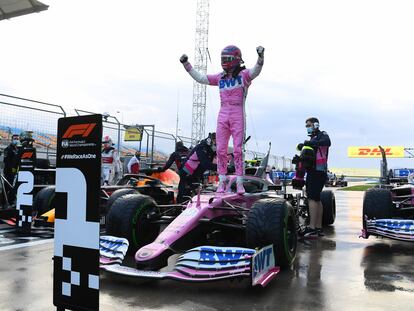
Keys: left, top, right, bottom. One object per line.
{"left": 184, "top": 62, "right": 263, "bottom": 176}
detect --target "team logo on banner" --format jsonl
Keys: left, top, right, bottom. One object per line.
{"left": 348, "top": 146, "right": 405, "bottom": 158}
{"left": 54, "top": 115, "right": 102, "bottom": 311}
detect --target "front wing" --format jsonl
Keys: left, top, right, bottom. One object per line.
{"left": 361, "top": 219, "right": 414, "bottom": 242}
{"left": 100, "top": 237, "right": 279, "bottom": 287}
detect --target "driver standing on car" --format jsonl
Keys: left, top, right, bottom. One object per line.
{"left": 177, "top": 133, "right": 217, "bottom": 203}
{"left": 300, "top": 117, "right": 331, "bottom": 238}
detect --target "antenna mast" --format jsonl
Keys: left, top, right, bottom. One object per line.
{"left": 191, "top": 0, "right": 210, "bottom": 145}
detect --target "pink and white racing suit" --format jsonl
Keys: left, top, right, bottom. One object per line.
{"left": 183, "top": 63, "right": 263, "bottom": 176}
{"left": 101, "top": 147, "right": 122, "bottom": 185}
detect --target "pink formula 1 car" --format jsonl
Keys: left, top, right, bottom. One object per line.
{"left": 99, "top": 174, "right": 297, "bottom": 287}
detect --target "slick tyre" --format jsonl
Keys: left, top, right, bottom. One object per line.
{"left": 33, "top": 186, "right": 55, "bottom": 216}
{"left": 362, "top": 188, "right": 393, "bottom": 229}
{"left": 321, "top": 190, "right": 336, "bottom": 226}
{"left": 106, "top": 194, "right": 160, "bottom": 252}
{"left": 105, "top": 188, "right": 139, "bottom": 214}
{"left": 246, "top": 199, "right": 297, "bottom": 269}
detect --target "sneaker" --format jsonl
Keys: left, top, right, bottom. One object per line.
{"left": 316, "top": 228, "right": 325, "bottom": 237}
{"left": 236, "top": 182, "right": 245, "bottom": 194}
{"left": 299, "top": 227, "right": 318, "bottom": 239}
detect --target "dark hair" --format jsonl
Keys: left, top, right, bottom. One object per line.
{"left": 209, "top": 132, "right": 216, "bottom": 140}
{"left": 306, "top": 117, "right": 319, "bottom": 124}
{"left": 176, "top": 141, "right": 184, "bottom": 150}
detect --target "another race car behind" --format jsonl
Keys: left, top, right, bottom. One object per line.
{"left": 361, "top": 185, "right": 414, "bottom": 242}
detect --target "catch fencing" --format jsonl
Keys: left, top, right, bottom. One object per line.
{"left": 0, "top": 93, "right": 293, "bottom": 170}
{"left": 0, "top": 93, "right": 66, "bottom": 164}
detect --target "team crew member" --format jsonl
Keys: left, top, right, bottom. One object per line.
{"left": 300, "top": 117, "right": 331, "bottom": 238}
{"left": 101, "top": 135, "right": 122, "bottom": 185}
{"left": 127, "top": 151, "right": 141, "bottom": 174}
{"left": 161, "top": 141, "right": 189, "bottom": 172}
{"left": 177, "top": 133, "right": 217, "bottom": 203}
{"left": 180, "top": 45, "right": 264, "bottom": 194}
{"left": 3, "top": 134, "right": 20, "bottom": 200}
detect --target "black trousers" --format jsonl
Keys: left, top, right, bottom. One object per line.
{"left": 177, "top": 173, "right": 201, "bottom": 203}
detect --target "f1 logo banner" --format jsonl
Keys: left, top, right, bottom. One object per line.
{"left": 54, "top": 114, "right": 102, "bottom": 311}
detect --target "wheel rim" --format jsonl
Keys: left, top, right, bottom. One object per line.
{"left": 284, "top": 210, "right": 297, "bottom": 262}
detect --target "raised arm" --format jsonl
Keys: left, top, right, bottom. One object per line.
{"left": 249, "top": 46, "right": 265, "bottom": 80}
{"left": 179, "top": 54, "right": 211, "bottom": 85}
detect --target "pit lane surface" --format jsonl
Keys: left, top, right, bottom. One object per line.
{"left": 0, "top": 190, "right": 413, "bottom": 311}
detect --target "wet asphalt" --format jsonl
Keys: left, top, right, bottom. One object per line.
{"left": 0, "top": 190, "right": 413, "bottom": 311}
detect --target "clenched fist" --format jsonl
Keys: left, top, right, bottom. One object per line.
{"left": 180, "top": 54, "right": 188, "bottom": 64}
{"left": 256, "top": 46, "right": 265, "bottom": 58}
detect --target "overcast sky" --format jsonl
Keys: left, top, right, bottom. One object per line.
{"left": 1, "top": 0, "right": 414, "bottom": 169}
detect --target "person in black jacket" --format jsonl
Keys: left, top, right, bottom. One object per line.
{"left": 3, "top": 134, "right": 20, "bottom": 201}
{"left": 161, "top": 141, "right": 189, "bottom": 172}
{"left": 299, "top": 117, "right": 331, "bottom": 238}
{"left": 177, "top": 133, "right": 217, "bottom": 203}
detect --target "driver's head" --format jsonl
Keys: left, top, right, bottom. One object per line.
{"left": 305, "top": 117, "right": 320, "bottom": 136}
{"left": 221, "top": 45, "right": 243, "bottom": 72}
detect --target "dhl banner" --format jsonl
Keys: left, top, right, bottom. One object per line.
{"left": 124, "top": 127, "right": 142, "bottom": 141}
{"left": 348, "top": 146, "right": 405, "bottom": 158}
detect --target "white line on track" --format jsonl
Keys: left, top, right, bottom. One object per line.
{"left": 0, "top": 228, "right": 16, "bottom": 234}
{"left": 0, "top": 238, "right": 53, "bottom": 252}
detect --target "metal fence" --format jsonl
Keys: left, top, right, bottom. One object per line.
{"left": 0, "top": 94, "right": 66, "bottom": 165}
{"left": 0, "top": 93, "right": 294, "bottom": 170}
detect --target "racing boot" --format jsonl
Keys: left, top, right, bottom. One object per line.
{"left": 236, "top": 176, "right": 245, "bottom": 195}
{"left": 216, "top": 175, "right": 227, "bottom": 193}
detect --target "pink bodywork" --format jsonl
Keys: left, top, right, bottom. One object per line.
{"left": 136, "top": 175, "right": 263, "bottom": 263}
{"left": 101, "top": 175, "right": 282, "bottom": 286}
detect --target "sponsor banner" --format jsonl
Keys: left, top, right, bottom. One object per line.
{"left": 348, "top": 146, "right": 405, "bottom": 158}
{"left": 176, "top": 246, "right": 255, "bottom": 270}
{"left": 54, "top": 115, "right": 102, "bottom": 311}
{"left": 15, "top": 145, "right": 36, "bottom": 233}
{"left": 393, "top": 168, "right": 414, "bottom": 178}
{"left": 124, "top": 126, "right": 143, "bottom": 141}
{"left": 252, "top": 244, "right": 275, "bottom": 286}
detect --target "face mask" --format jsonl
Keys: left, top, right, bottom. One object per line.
{"left": 306, "top": 127, "right": 313, "bottom": 135}
{"left": 211, "top": 144, "right": 217, "bottom": 152}
{"left": 12, "top": 140, "right": 19, "bottom": 145}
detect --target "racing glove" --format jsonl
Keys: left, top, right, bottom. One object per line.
{"left": 180, "top": 54, "right": 188, "bottom": 64}
{"left": 256, "top": 46, "right": 264, "bottom": 66}
{"left": 256, "top": 46, "right": 265, "bottom": 58}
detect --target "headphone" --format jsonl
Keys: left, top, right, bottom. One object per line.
{"left": 313, "top": 122, "right": 319, "bottom": 129}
